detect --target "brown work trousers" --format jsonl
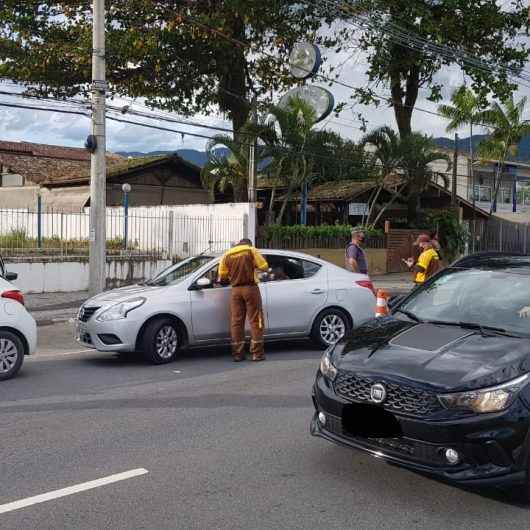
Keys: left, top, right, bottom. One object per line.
{"left": 230, "top": 285, "right": 265, "bottom": 360}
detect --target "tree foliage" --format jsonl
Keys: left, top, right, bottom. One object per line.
{"left": 0, "top": 1, "right": 336, "bottom": 132}
{"left": 347, "top": 0, "right": 529, "bottom": 137}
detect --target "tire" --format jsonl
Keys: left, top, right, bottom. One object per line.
{"left": 0, "top": 331, "right": 25, "bottom": 381}
{"left": 141, "top": 318, "right": 180, "bottom": 365}
{"left": 311, "top": 308, "right": 351, "bottom": 349}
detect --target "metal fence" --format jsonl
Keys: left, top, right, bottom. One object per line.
{"left": 256, "top": 235, "right": 387, "bottom": 250}
{"left": 0, "top": 207, "right": 246, "bottom": 258}
{"left": 468, "top": 218, "right": 530, "bottom": 254}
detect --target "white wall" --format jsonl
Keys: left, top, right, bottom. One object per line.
{"left": 0, "top": 202, "right": 253, "bottom": 258}
{"left": 6, "top": 258, "right": 172, "bottom": 294}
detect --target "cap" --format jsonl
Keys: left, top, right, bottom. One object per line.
{"left": 415, "top": 234, "right": 431, "bottom": 244}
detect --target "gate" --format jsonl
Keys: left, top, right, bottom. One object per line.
{"left": 386, "top": 229, "right": 424, "bottom": 273}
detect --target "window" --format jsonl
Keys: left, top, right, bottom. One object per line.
{"left": 264, "top": 255, "right": 321, "bottom": 282}
{"left": 146, "top": 256, "right": 213, "bottom": 287}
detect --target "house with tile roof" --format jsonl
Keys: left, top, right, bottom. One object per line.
{"left": 0, "top": 140, "right": 210, "bottom": 211}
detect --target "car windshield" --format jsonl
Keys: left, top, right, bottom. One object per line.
{"left": 146, "top": 256, "right": 214, "bottom": 287}
{"left": 398, "top": 268, "right": 530, "bottom": 337}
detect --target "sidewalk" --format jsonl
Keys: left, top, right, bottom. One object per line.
{"left": 26, "top": 290, "right": 88, "bottom": 327}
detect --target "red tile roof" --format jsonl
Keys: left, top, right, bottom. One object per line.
{"left": 0, "top": 140, "right": 124, "bottom": 185}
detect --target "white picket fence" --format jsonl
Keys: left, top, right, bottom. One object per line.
{"left": 0, "top": 203, "right": 252, "bottom": 258}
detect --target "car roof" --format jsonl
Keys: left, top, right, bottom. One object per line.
{"left": 205, "top": 248, "right": 334, "bottom": 266}
{"left": 451, "top": 252, "right": 530, "bottom": 271}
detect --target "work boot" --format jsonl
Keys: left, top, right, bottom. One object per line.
{"left": 232, "top": 341, "right": 246, "bottom": 362}
{"left": 250, "top": 339, "right": 265, "bottom": 362}
{"left": 251, "top": 354, "right": 265, "bottom": 362}
{"left": 233, "top": 354, "right": 246, "bottom": 362}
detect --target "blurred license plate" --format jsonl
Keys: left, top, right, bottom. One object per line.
{"left": 75, "top": 320, "right": 86, "bottom": 341}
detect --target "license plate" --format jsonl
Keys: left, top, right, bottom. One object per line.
{"left": 75, "top": 320, "right": 87, "bottom": 341}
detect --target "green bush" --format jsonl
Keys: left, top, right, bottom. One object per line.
{"left": 424, "top": 209, "right": 468, "bottom": 261}
{"left": 263, "top": 224, "right": 383, "bottom": 240}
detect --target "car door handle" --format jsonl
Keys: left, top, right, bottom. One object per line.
{"left": 311, "top": 289, "right": 325, "bottom": 295}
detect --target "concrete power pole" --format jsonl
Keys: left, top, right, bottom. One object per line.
{"left": 89, "top": 0, "right": 107, "bottom": 295}
{"left": 247, "top": 96, "right": 258, "bottom": 242}
{"left": 452, "top": 133, "right": 459, "bottom": 207}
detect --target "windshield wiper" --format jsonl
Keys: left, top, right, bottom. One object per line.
{"left": 424, "top": 320, "right": 523, "bottom": 338}
{"left": 394, "top": 309, "right": 422, "bottom": 323}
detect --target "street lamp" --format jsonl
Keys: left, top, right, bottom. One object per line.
{"left": 122, "top": 183, "right": 131, "bottom": 250}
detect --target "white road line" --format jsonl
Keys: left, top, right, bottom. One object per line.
{"left": 0, "top": 468, "right": 149, "bottom": 515}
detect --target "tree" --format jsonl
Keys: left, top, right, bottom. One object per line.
{"left": 400, "top": 133, "right": 451, "bottom": 224}
{"left": 360, "top": 126, "right": 402, "bottom": 225}
{"left": 258, "top": 98, "right": 317, "bottom": 224}
{"left": 0, "top": 1, "right": 335, "bottom": 135}
{"left": 477, "top": 96, "right": 530, "bottom": 213}
{"left": 438, "top": 86, "right": 484, "bottom": 206}
{"left": 347, "top": 0, "right": 528, "bottom": 137}
{"left": 201, "top": 133, "right": 252, "bottom": 202}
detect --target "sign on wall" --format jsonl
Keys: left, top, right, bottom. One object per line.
{"left": 348, "top": 202, "right": 369, "bottom": 216}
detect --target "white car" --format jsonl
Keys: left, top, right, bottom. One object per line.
{"left": 76, "top": 250, "right": 376, "bottom": 364}
{"left": 0, "top": 258, "right": 37, "bottom": 381}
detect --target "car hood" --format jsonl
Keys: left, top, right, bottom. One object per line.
{"left": 85, "top": 284, "right": 165, "bottom": 306}
{"left": 334, "top": 317, "right": 530, "bottom": 392}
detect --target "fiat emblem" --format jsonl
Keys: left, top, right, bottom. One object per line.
{"left": 370, "top": 383, "right": 387, "bottom": 404}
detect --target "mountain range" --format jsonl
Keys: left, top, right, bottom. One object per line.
{"left": 118, "top": 135, "right": 530, "bottom": 166}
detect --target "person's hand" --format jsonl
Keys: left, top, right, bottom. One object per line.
{"left": 404, "top": 258, "right": 414, "bottom": 268}
{"left": 519, "top": 307, "right": 530, "bottom": 318}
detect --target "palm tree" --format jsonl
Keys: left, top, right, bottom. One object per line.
{"left": 400, "top": 133, "right": 451, "bottom": 224}
{"left": 361, "top": 126, "right": 403, "bottom": 226}
{"left": 438, "top": 86, "right": 483, "bottom": 208}
{"left": 258, "top": 97, "right": 317, "bottom": 224}
{"left": 476, "top": 96, "right": 530, "bottom": 213}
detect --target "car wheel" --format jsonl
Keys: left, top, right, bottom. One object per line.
{"left": 311, "top": 308, "right": 350, "bottom": 349}
{"left": 141, "top": 318, "right": 180, "bottom": 365}
{"left": 0, "top": 331, "right": 24, "bottom": 381}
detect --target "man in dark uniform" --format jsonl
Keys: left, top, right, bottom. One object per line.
{"left": 218, "top": 239, "right": 269, "bottom": 362}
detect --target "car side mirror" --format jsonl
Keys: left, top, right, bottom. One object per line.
{"left": 388, "top": 295, "right": 405, "bottom": 309}
{"left": 194, "top": 277, "right": 212, "bottom": 290}
{"left": 4, "top": 271, "right": 18, "bottom": 281}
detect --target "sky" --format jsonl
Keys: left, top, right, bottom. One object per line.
{"left": 1, "top": 16, "right": 529, "bottom": 154}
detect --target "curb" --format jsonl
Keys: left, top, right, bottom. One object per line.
{"left": 36, "top": 317, "right": 74, "bottom": 327}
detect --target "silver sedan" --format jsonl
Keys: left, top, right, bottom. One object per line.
{"left": 75, "top": 250, "right": 376, "bottom": 363}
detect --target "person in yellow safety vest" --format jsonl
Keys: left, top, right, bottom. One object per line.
{"left": 404, "top": 234, "right": 440, "bottom": 285}
{"left": 218, "top": 239, "right": 269, "bottom": 362}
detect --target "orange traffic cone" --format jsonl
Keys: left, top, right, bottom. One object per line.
{"left": 375, "top": 289, "right": 390, "bottom": 318}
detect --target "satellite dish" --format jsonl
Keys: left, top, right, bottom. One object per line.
{"left": 289, "top": 42, "right": 321, "bottom": 79}
{"left": 278, "top": 86, "right": 335, "bottom": 123}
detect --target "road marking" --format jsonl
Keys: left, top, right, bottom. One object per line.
{"left": 0, "top": 468, "right": 149, "bottom": 515}
{"left": 173, "top": 370, "right": 182, "bottom": 374}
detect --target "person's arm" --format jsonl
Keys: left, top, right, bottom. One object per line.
{"left": 252, "top": 248, "right": 269, "bottom": 271}
{"left": 218, "top": 255, "right": 229, "bottom": 282}
{"left": 414, "top": 251, "right": 432, "bottom": 274}
{"left": 346, "top": 246, "right": 359, "bottom": 273}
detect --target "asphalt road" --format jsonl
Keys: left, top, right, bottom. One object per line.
{"left": 2, "top": 323, "right": 530, "bottom": 529}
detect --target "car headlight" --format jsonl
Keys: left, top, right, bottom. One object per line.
{"left": 95, "top": 297, "right": 146, "bottom": 322}
{"left": 438, "top": 373, "right": 530, "bottom": 414}
{"left": 320, "top": 347, "right": 338, "bottom": 381}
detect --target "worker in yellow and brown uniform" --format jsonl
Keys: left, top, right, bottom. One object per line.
{"left": 404, "top": 234, "right": 440, "bottom": 286}
{"left": 218, "top": 239, "right": 269, "bottom": 362}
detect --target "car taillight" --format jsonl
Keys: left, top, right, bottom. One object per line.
{"left": 355, "top": 280, "right": 376, "bottom": 296}
{"left": 2, "top": 290, "right": 24, "bottom": 305}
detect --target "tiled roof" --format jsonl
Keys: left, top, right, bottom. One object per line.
{"left": 0, "top": 140, "right": 124, "bottom": 185}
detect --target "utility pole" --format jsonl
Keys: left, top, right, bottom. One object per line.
{"left": 470, "top": 121, "right": 476, "bottom": 252}
{"left": 247, "top": 96, "right": 257, "bottom": 242}
{"left": 452, "top": 133, "right": 458, "bottom": 206}
{"left": 89, "top": 0, "right": 107, "bottom": 295}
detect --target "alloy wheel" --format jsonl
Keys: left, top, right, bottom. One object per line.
{"left": 0, "top": 338, "right": 19, "bottom": 374}
{"left": 320, "top": 314, "right": 346, "bottom": 346}
{"left": 155, "top": 326, "right": 178, "bottom": 360}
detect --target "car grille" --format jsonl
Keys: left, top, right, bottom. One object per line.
{"left": 334, "top": 371, "right": 442, "bottom": 417}
{"left": 78, "top": 306, "right": 100, "bottom": 322}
